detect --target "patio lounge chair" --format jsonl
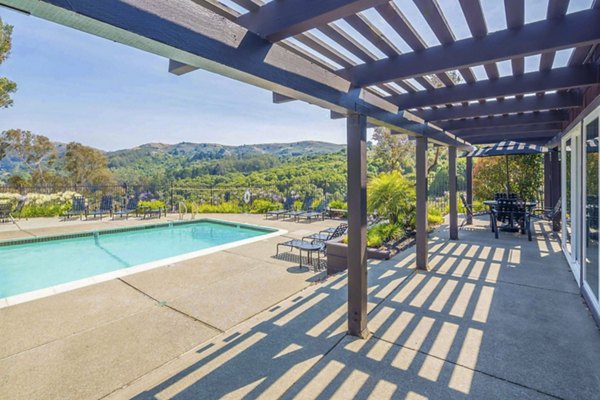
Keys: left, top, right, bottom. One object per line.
{"left": 88, "top": 195, "right": 113, "bottom": 220}
{"left": 113, "top": 197, "right": 139, "bottom": 219}
{"left": 63, "top": 196, "right": 87, "bottom": 220}
{"left": 265, "top": 197, "right": 294, "bottom": 220}
{"left": 298, "top": 199, "right": 329, "bottom": 223}
{"left": 142, "top": 203, "right": 163, "bottom": 219}
{"left": 284, "top": 196, "right": 314, "bottom": 222}
{"left": 303, "top": 223, "right": 347, "bottom": 243}
{"left": 0, "top": 202, "right": 12, "bottom": 223}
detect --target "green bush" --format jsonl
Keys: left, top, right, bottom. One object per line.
{"left": 428, "top": 208, "right": 445, "bottom": 226}
{"left": 293, "top": 200, "right": 303, "bottom": 211}
{"left": 197, "top": 201, "right": 241, "bottom": 213}
{"left": 250, "top": 199, "right": 282, "bottom": 214}
{"left": 368, "top": 171, "right": 416, "bottom": 227}
{"left": 138, "top": 200, "right": 166, "bottom": 211}
{"left": 329, "top": 199, "right": 347, "bottom": 210}
{"left": 343, "top": 222, "right": 404, "bottom": 248}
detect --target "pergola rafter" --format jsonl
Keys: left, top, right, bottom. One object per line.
{"left": 438, "top": 111, "right": 568, "bottom": 131}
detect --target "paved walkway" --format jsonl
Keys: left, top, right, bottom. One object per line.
{"left": 2, "top": 215, "right": 599, "bottom": 399}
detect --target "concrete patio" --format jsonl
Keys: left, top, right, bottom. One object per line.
{"left": 2, "top": 214, "right": 598, "bottom": 399}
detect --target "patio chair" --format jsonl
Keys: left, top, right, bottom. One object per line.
{"left": 8, "top": 198, "right": 26, "bottom": 223}
{"left": 0, "top": 202, "right": 12, "bottom": 223}
{"left": 284, "top": 196, "right": 314, "bottom": 222}
{"left": 297, "top": 199, "right": 329, "bottom": 223}
{"left": 265, "top": 197, "right": 294, "bottom": 220}
{"left": 303, "top": 222, "right": 348, "bottom": 243}
{"left": 460, "top": 194, "right": 474, "bottom": 227}
{"left": 88, "top": 195, "right": 113, "bottom": 220}
{"left": 113, "top": 197, "right": 139, "bottom": 219}
{"left": 142, "top": 203, "right": 163, "bottom": 219}
{"left": 63, "top": 196, "right": 87, "bottom": 220}
{"left": 491, "top": 198, "right": 532, "bottom": 241}
{"left": 532, "top": 198, "right": 561, "bottom": 232}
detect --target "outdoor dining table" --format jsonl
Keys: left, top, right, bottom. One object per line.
{"left": 484, "top": 200, "right": 537, "bottom": 231}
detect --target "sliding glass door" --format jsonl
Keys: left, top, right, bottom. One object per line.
{"left": 562, "top": 124, "right": 582, "bottom": 283}
{"left": 583, "top": 108, "right": 600, "bottom": 307}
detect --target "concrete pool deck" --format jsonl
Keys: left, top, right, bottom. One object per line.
{"left": 1, "top": 215, "right": 600, "bottom": 399}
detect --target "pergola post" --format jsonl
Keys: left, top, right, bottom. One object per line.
{"left": 448, "top": 146, "right": 458, "bottom": 240}
{"left": 466, "top": 157, "right": 473, "bottom": 225}
{"left": 416, "top": 136, "right": 429, "bottom": 270}
{"left": 346, "top": 113, "right": 368, "bottom": 339}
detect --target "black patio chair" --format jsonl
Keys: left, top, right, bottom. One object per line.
{"left": 113, "top": 197, "right": 139, "bottom": 219}
{"left": 88, "top": 195, "right": 113, "bottom": 220}
{"left": 302, "top": 223, "right": 347, "bottom": 244}
{"left": 63, "top": 196, "right": 87, "bottom": 220}
{"left": 284, "top": 196, "right": 314, "bottom": 222}
{"left": 0, "top": 202, "right": 12, "bottom": 223}
{"left": 460, "top": 193, "right": 474, "bottom": 227}
{"left": 491, "top": 198, "right": 532, "bottom": 241}
{"left": 265, "top": 197, "right": 294, "bottom": 220}
{"left": 297, "top": 199, "right": 329, "bottom": 223}
{"left": 532, "top": 198, "right": 561, "bottom": 232}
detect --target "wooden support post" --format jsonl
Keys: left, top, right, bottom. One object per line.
{"left": 347, "top": 113, "right": 368, "bottom": 338}
{"left": 466, "top": 157, "right": 473, "bottom": 225}
{"left": 550, "top": 150, "right": 561, "bottom": 207}
{"left": 449, "top": 146, "right": 458, "bottom": 240}
{"left": 416, "top": 136, "right": 429, "bottom": 270}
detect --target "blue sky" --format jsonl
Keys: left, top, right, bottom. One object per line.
{"left": 0, "top": 0, "right": 593, "bottom": 150}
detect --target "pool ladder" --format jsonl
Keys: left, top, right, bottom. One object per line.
{"left": 178, "top": 202, "right": 197, "bottom": 220}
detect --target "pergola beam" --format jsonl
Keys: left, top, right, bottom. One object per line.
{"left": 236, "top": 0, "right": 388, "bottom": 42}
{"left": 438, "top": 110, "right": 568, "bottom": 131}
{"left": 454, "top": 123, "right": 563, "bottom": 137}
{"left": 389, "top": 66, "right": 598, "bottom": 109}
{"left": 340, "top": 9, "right": 600, "bottom": 86}
{"left": 1, "top": 0, "right": 467, "bottom": 149}
{"left": 467, "top": 134, "right": 556, "bottom": 144}
{"left": 414, "top": 93, "right": 581, "bottom": 121}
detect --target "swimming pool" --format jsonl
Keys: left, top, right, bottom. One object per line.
{"left": 0, "top": 219, "right": 282, "bottom": 306}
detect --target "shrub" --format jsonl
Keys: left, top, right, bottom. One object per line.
{"left": 138, "top": 200, "right": 166, "bottom": 212}
{"left": 329, "top": 199, "right": 347, "bottom": 210}
{"left": 428, "top": 208, "right": 445, "bottom": 226}
{"left": 293, "top": 200, "right": 303, "bottom": 211}
{"left": 251, "top": 199, "right": 282, "bottom": 214}
{"left": 343, "top": 222, "right": 404, "bottom": 248}
{"left": 368, "top": 171, "right": 416, "bottom": 227}
{"left": 0, "top": 191, "right": 81, "bottom": 217}
{"left": 197, "top": 201, "right": 241, "bottom": 213}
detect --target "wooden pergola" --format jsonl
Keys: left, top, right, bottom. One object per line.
{"left": 3, "top": 0, "right": 599, "bottom": 338}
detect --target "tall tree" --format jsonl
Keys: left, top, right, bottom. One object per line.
{"left": 0, "top": 17, "right": 17, "bottom": 108}
{"left": 64, "top": 142, "right": 114, "bottom": 186}
{"left": 371, "top": 127, "right": 415, "bottom": 174}
{"left": 0, "top": 129, "right": 56, "bottom": 184}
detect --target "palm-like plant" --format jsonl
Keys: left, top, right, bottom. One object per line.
{"left": 367, "top": 171, "right": 416, "bottom": 226}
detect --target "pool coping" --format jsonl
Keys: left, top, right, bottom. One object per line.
{"left": 0, "top": 218, "right": 287, "bottom": 309}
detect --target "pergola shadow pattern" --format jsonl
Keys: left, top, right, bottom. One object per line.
{"left": 108, "top": 218, "right": 600, "bottom": 400}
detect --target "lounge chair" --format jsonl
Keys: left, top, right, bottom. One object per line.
{"left": 0, "top": 202, "right": 12, "bottom": 223}
{"left": 63, "top": 196, "right": 87, "bottom": 220}
{"left": 298, "top": 199, "right": 329, "bottom": 223}
{"left": 303, "top": 223, "right": 347, "bottom": 243}
{"left": 88, "top": 195, "right": 113, "bottom": 220}
{"left": 142, "top": 203, "right": 163, "bottom": 219}
{"left": 113, "top": 197, "right": 139, "bottom": 219}
{"left": 265, "top": 197, "right": 294, "bottom": 220}
{"left": 284, "top": 196, "right": 314, "bottom": 222}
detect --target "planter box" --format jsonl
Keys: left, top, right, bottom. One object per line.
{"left": 326, "top": 237, "right": 391, "bottom": 275}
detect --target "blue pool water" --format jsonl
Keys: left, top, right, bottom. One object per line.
{"left": 0, "top": 220, "right": 273, "bottom": 298}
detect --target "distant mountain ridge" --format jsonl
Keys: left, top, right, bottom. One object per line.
{"left": 0, "top": 140, "right": 345, "bottom": 174}
{"left": 106, "top": 141, "right": 345, "bottom": 167}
